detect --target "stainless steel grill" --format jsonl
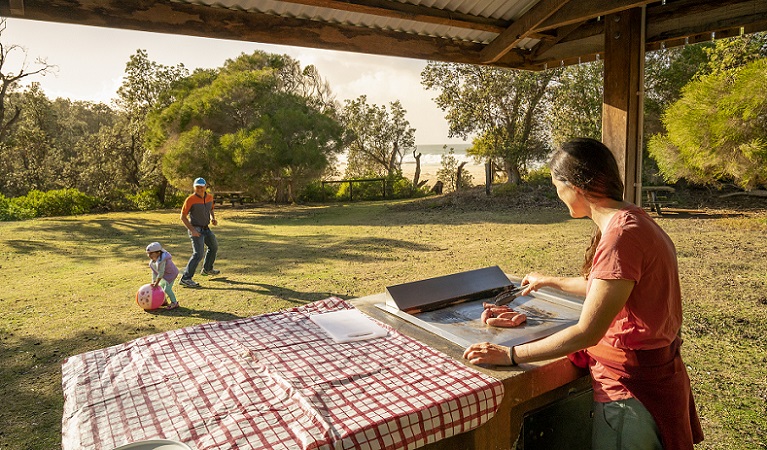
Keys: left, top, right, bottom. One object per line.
{"left": 378, "top": 284, "right": 582, "bottom": 348}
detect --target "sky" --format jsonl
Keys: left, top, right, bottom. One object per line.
{"left": 4, "top": 17, "right": 471, "bottom": 146}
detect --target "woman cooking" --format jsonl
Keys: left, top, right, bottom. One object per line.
{"left": 463, "top": 138, "right": 703, "bottom": 450}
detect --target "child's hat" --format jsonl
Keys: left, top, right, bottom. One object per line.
{"left": 146, "top": 242, "right": 163, "bottom": 252}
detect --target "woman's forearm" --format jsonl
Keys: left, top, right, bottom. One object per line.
{"left": 540, "top": 276, "right": 588, "bottom": 296}
{"left": 513, "top": 278, "right": 635, "bottom": 364}
{"left": 512, "top": 323, "right": 594, "bottom": 364}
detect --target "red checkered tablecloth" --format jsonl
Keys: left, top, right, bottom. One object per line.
{"left": 62, "top": 298, "right": 504, "bottom": 450}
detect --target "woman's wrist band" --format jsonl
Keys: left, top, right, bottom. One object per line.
{"left": 509, "top": 346, "right": 517, "bottom": 366}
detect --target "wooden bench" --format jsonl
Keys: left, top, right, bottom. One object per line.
{"left": 642, "top": 186, "right": 677, "bottom": 215}
{"left": 213, "top": 191, "right": 244, "bottom": 207}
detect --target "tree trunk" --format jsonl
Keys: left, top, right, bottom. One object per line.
{"left": 274, "top": 178, "right": 289, "bottom": 203}
{"left": 505, "top": 161, "right": 521, "bottom": 185}
{"left": 388, "top": 141, "right": 400, "bottom": 175}
{"left": 288, "top": 179, "right": 296, "bottom": 204}
{"left": 457, "top": 161, "right": 468, "bottom": 190}
{"left": 157, "top": 178, "right": 168, "bottom": 204}
{"left": 412, "top": 150, "right": 422, "bottom": 188}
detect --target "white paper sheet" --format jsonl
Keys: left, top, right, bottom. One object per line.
{"left": 309, "top": 309, "right": 389, "bottom": 343}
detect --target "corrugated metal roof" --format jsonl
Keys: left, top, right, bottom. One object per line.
{"left": 178, "top": 0, "right": 541, "bottom": 46}
{"left": 7, "top": 0, "right": 767, "bottom": 70}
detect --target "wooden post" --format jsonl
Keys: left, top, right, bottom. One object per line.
{"left": 485, "top": 161, "right": 493, "bottom": 196}
{"left": 602, "top": 7, "right": 645, "bottom": 205}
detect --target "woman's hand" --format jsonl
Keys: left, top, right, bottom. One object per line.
{"left": 463, "top": 342, "right": 513, "bottom": 366}
{"left": 521, "top": 272, "right": 548, "bottom": 295}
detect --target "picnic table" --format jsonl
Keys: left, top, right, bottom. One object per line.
{"left": 213, "top": 191, "right": 245, "bottom": 207}
{"left": 61, "top": 298, "right": 506, "bottom": 450}
{"left": 642, "top": 186, "right": 677, "bottom": 215}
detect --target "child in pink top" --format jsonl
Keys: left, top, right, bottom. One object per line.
{"left": 146, "top": 242, "right": 180, "bottom": 310}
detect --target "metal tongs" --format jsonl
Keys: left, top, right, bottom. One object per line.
{"left": 492, "top": 284, "right": 529, "bottom": 306}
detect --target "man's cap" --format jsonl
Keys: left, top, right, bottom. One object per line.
{"left": 146, "top": 242, "right": 163, "bottom": 253}
{"left": 193, "top": 177, "right": 207, "bottom": 187}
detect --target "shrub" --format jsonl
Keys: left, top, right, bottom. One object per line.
{"left": 11, "top": 189, "right": 96, "bottom": 218}
{"left": 524, "top": 165, "right": 551, "bottom": 186}
{"left": 163, "top": 190, "right": 187, "bottom": 209}
{"left": 336, "top": 178, "right": 386, "bottom": 201}
{"left": 93, "top": 189, "right": 137, "bottom": 213}
{"left": 0, "top": 186, "right": 185, "bottom": 221}
{"left": 299, "top": 180, "right": 340, "bottom": 203}
{"left": 128, "top": 189, "right": 164, "bottom": 211}
{"left": 0, "top": 194, "right": 30, "bottom": 221}
{"left": 0, "top": 194, "right": 9, "bottom": 221}
{"left": 388, "top": 175, "right": 420, "bottom": 199}
{"left": 437, "top": 148, "right": 474, "bottom": 191}
{"left": 491, "top": 182, "right": 522, "bottom": 196}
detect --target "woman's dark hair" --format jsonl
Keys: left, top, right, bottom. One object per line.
{"left": 549, "top": 138, "right": 624, "bottom": 201}
{"left": 549, "top": 138, "right": 625, "bottom": 278}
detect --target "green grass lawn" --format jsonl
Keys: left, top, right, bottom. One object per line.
{"left": 1, "top": 198, "right": 765, "bottom": 449}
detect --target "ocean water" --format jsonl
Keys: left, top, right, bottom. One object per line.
{"left": 402, "top": 143, "right": 475, "bottom": 166}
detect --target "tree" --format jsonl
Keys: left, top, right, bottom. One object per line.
{"left": 546, "top": 61, "right": 603, "bottom": 148}
{"left": 254, "top": 93, "right": 345, "bottom": 202}
{"left": 644, "top": 43, "right": 712, "bottom": 138}
{"left": 0, "top": 18, "right": 56, "bottom": 144}
{"left": 0, "top": 82, "right": 131, "bottom": 198}
{"left": 422, "top": 62, "right": 557, "bottom": 184}
{"left": 701, "top": 32, "right": 767, "bottom": 75}
{"left": 150, "top": 51, "right": 344, "bottom": 202}
{"left": 436, "top": 146, "right": 473, "bottom": 192}
{"left": 280, "top": 61, "right": 338, "bottom": 116}
{"left": 341, "top": 96, "right": 416, "bottom": 178}
{"left": 648, "top": 57, "right": 767, "bottom": 190}
{"left": 643, "top": 33, "right": 765, "bottom": 143}
{"left": 115, "top": 49, "right": 188, "bottom": 201}
{"left": 2, "top": 84, "right": 59, "bottom": 194}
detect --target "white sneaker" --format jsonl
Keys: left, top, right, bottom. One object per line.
{"left": 201, "top": 269, "right": 220, "bottom": 276}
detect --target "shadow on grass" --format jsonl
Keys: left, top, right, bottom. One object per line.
{"left": 200, "top": 277, "right": 352, "bottom": 304}
{"left": 145, "top": 304, "right": 244, "bottom": 322}
{"left": 650, "top": 208, "right": 748, "bottom": 219}
{"left": 227, "top": 201, "right": 572, "bottom": 227}
{"left": 4, "top": 217, "right": 449, "bottom": 273}
{"left": 19, "top": 201, "right": 756, "bottom": 287}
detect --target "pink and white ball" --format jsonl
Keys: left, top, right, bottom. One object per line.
{"left": 136, "top": 284, "right": 166, "bottom": 310}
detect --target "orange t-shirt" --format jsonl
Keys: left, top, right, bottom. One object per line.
{"left": 586, "top": 205, "right": 682, "bottom": 402}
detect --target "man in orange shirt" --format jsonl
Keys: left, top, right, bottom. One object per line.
{"left": 179, "top": 177, "right": 220, "bottom": 288}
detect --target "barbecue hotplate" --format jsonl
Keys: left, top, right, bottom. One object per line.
{"left": 375, "top": 268, "right": 583, "bottom": 348}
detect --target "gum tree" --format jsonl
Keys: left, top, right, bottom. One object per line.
{"left": 422, "top": 62, "right": 557, "bottom": 184}
{"left": 341, "top": 96, "right": 416, "bottom": 179}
